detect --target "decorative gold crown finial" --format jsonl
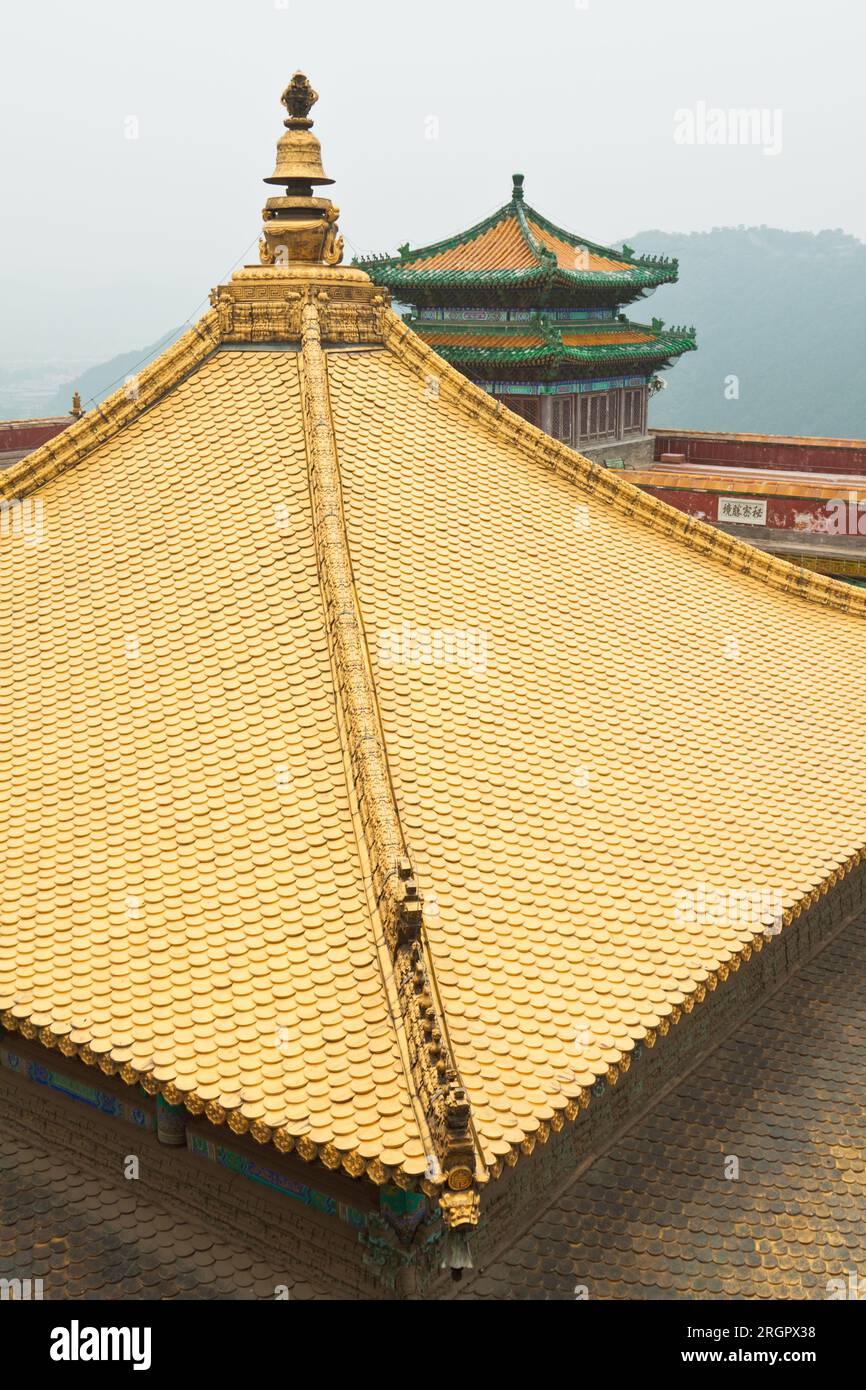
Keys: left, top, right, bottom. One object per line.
{"left": 215, "top": 75, "right": 390, "bottom": 340}
{"left": 264, "top": 72, "right": 333, "bottom": 189}
{"left": 281, "top": 72, "right": 319, "bottom": 125}
{"left": 258, "top": 75, "right": 343, "bottom": 268}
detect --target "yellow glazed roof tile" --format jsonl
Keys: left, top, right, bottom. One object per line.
{"left": 455, "top": 914, "right": 866, "bottom": 1300}
{"left": 0, "top": 347, "right": 426, "bottom": 1179}
{"left": 401, "top": 214, "right": 537, "bottom": 272}
{"left": 326, "top": 327, "right": 866, "bottom": 1167}
{"left": 4, "top": 319, "right": 866, "bottom": 1203}
{"left": 4, "top": 75, "right": 866, "bottom": 1217}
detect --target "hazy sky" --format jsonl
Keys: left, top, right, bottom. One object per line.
{"left": 2, "top": 0, "right": 864, "bottom": 359}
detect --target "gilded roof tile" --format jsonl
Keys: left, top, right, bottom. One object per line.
{"left": 0, "top": 347, "right": 425, "bottom": 1177}
{"left": 3, "top": 77, "right": 866, "bottom": 1216}
{"left": 326, "top": 325, "right": 866, "bottom": 1165}
{"left": 454, "top": 915, "right": 866, "bottom": 1299}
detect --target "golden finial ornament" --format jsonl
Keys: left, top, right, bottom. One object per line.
{"left": 265, "top": 70, "right": 334, "bottom": 189}
{"left": 214, "top": 73, "right": 388, "bottom": 342}
{"left": 258, "top": 72, "right": 343, "bottom": 267}
{"left": 280, "top": 71, "right": 319, "bottom": 123}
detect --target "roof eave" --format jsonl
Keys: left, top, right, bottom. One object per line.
{"left": 429, "top": 335, "right": 697, "bottom": 368}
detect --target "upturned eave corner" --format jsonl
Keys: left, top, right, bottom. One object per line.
{"left": 356, "top": 186, "right": 680, "bottom": 295}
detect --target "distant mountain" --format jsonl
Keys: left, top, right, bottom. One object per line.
{"left": 23, "top": 228, "right": 866, "bottom": 441}
{"left": 625, "top": 226, "right": 866, "bottom": 439}
{"left": 0, "top": 359, "right": 94, "bottom": 421}
{"left": 41, "top": 327, "right": 187, "bottom": 417}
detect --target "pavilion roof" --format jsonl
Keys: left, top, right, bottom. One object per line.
{"left": 410, "top": 314, "right": 696, "bottom": 375}
{"left": 357, "top": 176, "right": 679, "bottom": 303}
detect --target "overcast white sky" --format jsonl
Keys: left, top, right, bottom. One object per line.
{"left": 1, "top": 0, "right": 864, "bottom": 359}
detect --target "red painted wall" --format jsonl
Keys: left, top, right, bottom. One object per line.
{"left": 642, "top": 485, "right": 866, "bottom": 536}
{"left": 653, "top": 433, "right": 866, "bottom": 477}
{"left": 0, "top": 419, "right": 70, "bottom": 453}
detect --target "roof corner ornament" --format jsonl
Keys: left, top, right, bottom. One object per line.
{"left": 259, "top": 73, "right": 344, "bottom": 267}
{"left": 439, "top": 1193, "right": 480, "bottom": 1280}
{"left": 375, "top": 871, "right": 483, "bottom": 1227}
{"left": 511, "top": 171, "right": 525, "bottom": 202}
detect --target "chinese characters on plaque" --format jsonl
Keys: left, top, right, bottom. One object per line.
{"left": 718, "top": 496, "right": 768, "bottom": 525}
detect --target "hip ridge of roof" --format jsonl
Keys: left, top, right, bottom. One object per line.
{"left": 298, "top": 293, "right": 485, "bottom": 1231}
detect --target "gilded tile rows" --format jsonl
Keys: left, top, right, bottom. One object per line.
{"left": 0, "top": 349, "right": 426, "bottom": 1178}
{"left": 456, "top": 917, "right": 866, "bottom": 1299}
{"left": 327, "top": 333, "right": 866, "bottom": 1165}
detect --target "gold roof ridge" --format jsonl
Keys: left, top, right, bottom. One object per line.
{"left": 9, "top": 294, "right": 866, "bottom": 622}
{"left": 0, "top": 315, "right": 221, "bottom": 502}
{"left": 7, "top": 297, "right": 865, "bottom": 1180}
{"left": 381, "top": 310, "right": 866, "bottom": 618}
{"left": 298, "top": 293, "right": 483, "bottom": 1227}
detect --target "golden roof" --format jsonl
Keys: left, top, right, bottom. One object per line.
{"left": 402, "top": 216, "right": 539, "bottom": 273}
{"left": 3, "top": 77, "right": 866, "bottom": 1231}
{"left": 455, "top": 914, "right": 866, "bottom": 1300}
{"left": 390, "top": 207, "right": 635, "bottom": 276}
{"left": 5, "top": 910, "right": 864, "bottom": 1299}
{"left": 374, "top": 180, "right": 637, "bottom": 278}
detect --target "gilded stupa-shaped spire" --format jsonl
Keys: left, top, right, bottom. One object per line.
{"left": 259, "top": 72, "right": 344, "bottom": 267}
{"left": 211, "top": 75, "right": 387, "bottom": 344}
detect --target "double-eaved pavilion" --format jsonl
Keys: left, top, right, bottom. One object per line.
{"left": 357, "top": 175, "right": 695, "bottom": 463}
{"left": 2, "top": 75, "right": 866, "bottom": 1300}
